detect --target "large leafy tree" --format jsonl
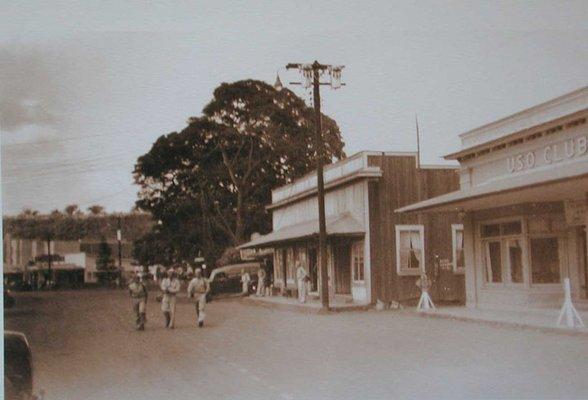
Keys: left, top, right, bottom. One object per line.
{"left": 134, "top": 79, "right": 345, "bottom": 264}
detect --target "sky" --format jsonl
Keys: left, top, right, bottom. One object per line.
{"left": 1, "top": 0, "right": 587, "bottom": 216}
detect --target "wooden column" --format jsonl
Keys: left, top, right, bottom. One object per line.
{"left": 463, "top": 212, "right": 478, "bottom": 308}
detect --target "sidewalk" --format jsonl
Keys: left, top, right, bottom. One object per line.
{"left": 409, "top": 305, "right": 588, "bottom": 336}
{"left": 243, "top": 294, "right": 372, "bottom": 314}
{"left": 243, "top": 294, "right": 588, "bottom": 335}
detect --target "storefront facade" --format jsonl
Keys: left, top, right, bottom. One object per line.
{"left": 240, "top": 151, "right": 463, "bottom": 305}
{"left": 398, "top": 87, "right": 588, "bottom": 310}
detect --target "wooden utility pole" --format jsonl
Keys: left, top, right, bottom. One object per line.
{"left": 284, "top": 61, "right": 344, "bottom": 309}
{"left": 117, "top": 216, "right": 123, "bottom": 285}
{"left": 46, "top": 236, "right": 52, "bottom": 287}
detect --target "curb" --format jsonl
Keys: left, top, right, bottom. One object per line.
{"left": 402, "top": 309, "right": 588, "bottom": 338}
{"left": 242, "top": 297, "right": 372, "bottom": 315}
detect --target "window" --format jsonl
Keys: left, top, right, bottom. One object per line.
{"left": 452, "top": 224, "right": 465, "bottom": 273}
{"left": 352, "top": 241, "right": 365, "bottom": 281}
{"left": 507, "top": 239, "right": 523, "bottom": 283}
{"left": 530, "top": 237, "right": 560, "bottom": 284}
{"left": 396, "top": 225, "right": 425, "bottom": 275}
{"left": 481, "top": 221, "right": 522, "bottom": 238}
{"left": 485, "top": 241, "right": 503, "bottom": 283}
{"left": 287, "top": 248, "right": 295, "bottom": 280}
{"left": 481, "top": 220, "right": 523, "bottom": 285}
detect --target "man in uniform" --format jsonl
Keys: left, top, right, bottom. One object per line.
{"left": 160, "top": 269, "right": 181, "bottom": 329}
{"left": 240, "top": 268, "right": 251, "bottom": 296}
{"left": 128, "top": 274, "right": 148, "bottom": 330}
{"left": 187, "top": 268, "right": 209, "bottom": 327}
{"left": 295, "top": 261, "right": 309, "bottom": 303}
{"left": 256, "top": 267, "right": 266, "bottom": 297}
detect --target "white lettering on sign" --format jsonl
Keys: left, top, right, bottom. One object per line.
{"left": 507, "top": 135, "right": 588, "bottom": 173}
{"left": 507, "top": 151, "right": 535, "bottom": 173}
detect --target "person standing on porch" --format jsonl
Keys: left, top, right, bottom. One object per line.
{"left": 160, "top": 269, "right": 181, "bottom": 329}
{"left": 296, "top": 261, "right": 309, "bottom": 303}
{"left": 256, "top": 267, "right": 266, "bottom": 296}
{"left": 240, "top": 269, "right": 251, "bottom": 295}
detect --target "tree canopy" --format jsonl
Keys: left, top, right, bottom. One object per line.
{"left": 134, "top": 79, "right": 345, "bottom": 265}
{"left": 4, "top": 212, "right": 153, "bottom": 242}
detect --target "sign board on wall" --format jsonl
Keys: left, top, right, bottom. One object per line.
{"left": 506, "top": 134, "right": 588, "bottom": 174}
{"left": 564, "top": 199, "right": 586, "bottom": 226}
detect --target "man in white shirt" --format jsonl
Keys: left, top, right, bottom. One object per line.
{"left": 240, "top": 269, "right": 251, "bottom": 295}
{"left": 160, "top": 269, "right": 181, "bottom": 329}
{"left": 256, "top": 268, "right": 266, "bottom": 297}
{"left": 187, "top": 268, "right": 210, "bottom": 328}
{"left": 296, "top": 261, "right": 309, "bottom": 303}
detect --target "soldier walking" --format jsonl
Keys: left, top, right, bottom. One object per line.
{"left": 160, "top": 269, "right": 181, "bottom": 329}
{"left": 128, "top": 274, "right": 148, "bottom": 330}
{"left": 187, "top": 268, "right": 210, "bottom": 328}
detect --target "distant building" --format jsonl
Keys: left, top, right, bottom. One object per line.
{"left": 239, "top": 151, "right": 463, "bottom": 305}
{"left": 2, "top": 212, "right": 152, "bottom": 287}
{"left": 398, "top": 86, "right": 588, "bottom": 310}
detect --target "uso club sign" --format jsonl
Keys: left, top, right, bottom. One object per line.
{"left": 507, "top": 134, "right": 587, "bottom": 174}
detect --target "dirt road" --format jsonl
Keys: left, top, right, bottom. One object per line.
{"left": 5, "top": 289, "right": 588, "bottom": 400}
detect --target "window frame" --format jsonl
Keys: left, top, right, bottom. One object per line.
{"left": 395, "top": 225, "right": 425, "bottom": 276}
{"left": 351, "top": 240, "right": 365, "bottom": 282}
{"left": 528, "top": 234, "right": 562, "bottom": 287}
{"left": 479, "top": 218, "right": 525, "bottom": 287}
{"left": 451, "top": 224, "right": 465, "bottom": 274}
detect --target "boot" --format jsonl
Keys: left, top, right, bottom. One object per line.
{"left": 164, "top": 312, "right": 171, "bottom": 328}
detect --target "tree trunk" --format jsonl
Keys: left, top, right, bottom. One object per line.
{"left": 235, "top": 190, "right": 245, "bottom": 244}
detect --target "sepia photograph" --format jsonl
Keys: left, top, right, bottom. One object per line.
{"left": 1, "top": 1, "right": 587, "bottom": 399}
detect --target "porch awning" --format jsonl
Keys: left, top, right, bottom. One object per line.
{"left": 396, "top": 162, "right": 588, "bottom": 213}
{"left": 238, "top": 213, "right": 364, "bottom": 249}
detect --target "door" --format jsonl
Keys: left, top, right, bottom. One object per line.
{"left": 581, "top": 226, "right": 587, "bottom": 298}
{"left": 308, "top": 247, "right": 318, "bottom": 291}
{"left": 281, "top": 248, "right": 288, "bottom": 288}
{"left": 334, "top": 244, "right": 351, "bottom": 294}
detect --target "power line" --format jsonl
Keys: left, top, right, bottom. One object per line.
{"left": 3, "top": 150, "right": 135, "bottom": 176}
{"left": 2, "top": 163, "right": 132, "bottom": 184}
{"left": 1, "top": 131, "right": 138, "bottom": 148}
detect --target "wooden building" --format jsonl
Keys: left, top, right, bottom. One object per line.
{"left": 239, "top": 151, "right": 464, "bottom": 305}
{"left": 398, "top": 87, "right": 588, "bottom": 310}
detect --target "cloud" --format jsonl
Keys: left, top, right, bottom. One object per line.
{"left": 0, "top": 45, "right": 62, "bottom": 132}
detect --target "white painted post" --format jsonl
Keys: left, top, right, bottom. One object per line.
{"left": 557, "top": 278, "right": 585, "bottom": 328}
{"left": 416, "top": 274, "right": 436, "bottom": 312}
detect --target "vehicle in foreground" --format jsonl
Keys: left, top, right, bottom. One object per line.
{"left": 4, "top": 331, "right": 43, "bottom": 399}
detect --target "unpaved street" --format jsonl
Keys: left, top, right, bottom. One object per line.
{"left": 5, "top": 289, "right": 588, "bottom": 400}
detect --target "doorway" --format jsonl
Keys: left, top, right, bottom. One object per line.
{"left": 334, "top": 244, "right": 351, "bottom": 294}
{"left": 580, "top": 226, "right": 587, "bottom": 298}
{"left": 308, "top": 247, "right": 318, "bottom": 292}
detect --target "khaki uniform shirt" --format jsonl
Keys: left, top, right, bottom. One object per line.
{"left": 129, "top": 282, "right": 147, "bottom": 299}
{"left": 188, "top": 277, "right": 209, "bottom": 296}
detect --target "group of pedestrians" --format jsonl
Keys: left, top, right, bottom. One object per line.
{"left": 127, "top": 267, "right": 210, "bottom": 331}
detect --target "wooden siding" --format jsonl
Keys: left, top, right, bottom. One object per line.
{"left": 367, "top": 155, "right": 464, "bottom": 304}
